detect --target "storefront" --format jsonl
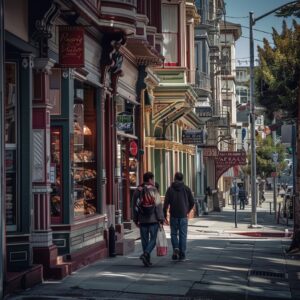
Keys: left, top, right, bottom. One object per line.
{"left": 48, "top": 30, "right": 106, "bottom": 256}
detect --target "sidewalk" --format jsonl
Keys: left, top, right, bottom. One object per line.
{"left": 6, "top": 195, "right": 300, "bottom": 300}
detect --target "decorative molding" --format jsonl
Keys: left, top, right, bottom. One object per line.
{"left": 21, "top": 54, "right": 35, "bottom": 69}
{"left": 34, "top": 58, "right": 55, "bottom": 73}
{"left": 31, "top": 3, "right": 60, "bottom": 58}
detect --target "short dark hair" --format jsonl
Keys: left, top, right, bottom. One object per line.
{"left": 143, "top": 172, "right": 154, "bottom": 183}
{"left": 174, "top": 172, "right": 183, "bottom": 181}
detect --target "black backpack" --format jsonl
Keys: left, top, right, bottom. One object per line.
{"left": 137, "top": 186, "right": 156, "bottom": 216}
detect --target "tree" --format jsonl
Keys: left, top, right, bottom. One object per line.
{"left": 255, "top": 20, "right": 300, "bottom": 120}
{"left": 256, "top": 135, "right": 286, "bottom": 177}
{"left": 256, "top": 8, "right": 300, "bottom": 252}
{"left": 241, "top": 135, "right": 286, "bottom": 180}
{"left": 276, "top": 1, "right": 300, "bottom": 18}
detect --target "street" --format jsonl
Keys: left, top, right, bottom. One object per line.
{"left": 6, "top": 192, "right": 300, "bottom": 300}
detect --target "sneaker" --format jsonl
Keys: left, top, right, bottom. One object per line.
{"left": 140, "top": 252, "right": 151, "bottom": 267}
{"left": 179, "top": 252, "right": 186, "bottom": 261}
{"left": 172, "top": 248, "right": 180, "bottom": 260}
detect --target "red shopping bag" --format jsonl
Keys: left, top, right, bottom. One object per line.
{"left": 156, "top": 226, "right": 168, "bottom": 256}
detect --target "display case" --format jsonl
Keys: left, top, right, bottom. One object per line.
{"left": 50, "top": 127, "right": 63, "bottom": 223}
{"left": 73, "top": 87, "right": 97, "bottom": 217}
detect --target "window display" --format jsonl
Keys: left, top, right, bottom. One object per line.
{"left": 5, "top": 62, "right": 17, "bottom": 231}
{"left": 73, "top": 84, "right": 97, "bottom": 217}
{"left": 50, "top": 128, "right": 63, "bottom": 223}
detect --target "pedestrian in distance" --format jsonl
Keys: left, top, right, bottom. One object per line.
{"left": 230, "top": 183, "right": 239, "bottom": 209}
{"left": 238, "top": 185, "right": 247, "bottom": 210}
{"left": 133, "top": 172, "right": 164, "bottom": 267}
{"left": 163, "top": 172, "right": 195, "bottom": 261}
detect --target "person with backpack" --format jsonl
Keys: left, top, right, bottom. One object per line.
{"left": 133, "top": 172, "right": 164, "bottom": 267}
{"left": 163, "top": 172, "right": 195, "bottom": 261}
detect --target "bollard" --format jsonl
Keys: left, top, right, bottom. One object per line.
{"left": 109, "top": 224, "right": 116, "bottom": 257}
{"left": 269, "top": 202, "right": 272, "bottom": 214}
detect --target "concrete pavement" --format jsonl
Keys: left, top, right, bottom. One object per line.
{"left": 6, "top": 192, "right": 300, "bottom": 300}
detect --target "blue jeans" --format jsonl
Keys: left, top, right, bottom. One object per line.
{"left": 170, "top": 217, "right": 188, "bottom": 255}
{"left": 140, "top": 223, "right": 159, "bottom": 255}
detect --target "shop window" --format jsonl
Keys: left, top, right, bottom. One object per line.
{"left": 50, "top": 127, "right": 63, "bottom": 223}
{"left": 73, "top": 83, "right": 97, "bottom": 217}
{"left": 49, "top": 69, "right": 61, "bottom": 115}
{"left": 5, "top": 62, "right": 18, "bottom": 231}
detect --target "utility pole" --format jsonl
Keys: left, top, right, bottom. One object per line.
{"left": 248, "top": 0, "right": 299, "bottom": 228}
{"left": 0, "top": 0, "right": 5, "bottom": 297}
{"left": 249, "top": 11, "right": 257, "bottom": 227}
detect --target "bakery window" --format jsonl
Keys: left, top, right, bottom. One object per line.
{"left": 50, "top": 127, "right": 63, "bottom": 223}
{"left": 5, "top": 62, "right": 18, "bottom": 231}
{"left": 49, "top": 69, "right": 61, "bottom": 115}
{"left": 73, "top": 82, "right": 97, "bottom": 217}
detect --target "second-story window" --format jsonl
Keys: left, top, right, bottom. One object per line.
{"left": 221, "top": 46, "right": 231, "bottom": 75}
{"left": 162, "top": 4, "right": 179, "bottom": 66}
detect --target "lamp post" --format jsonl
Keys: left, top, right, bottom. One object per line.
{"left": 248, "top": 0, "right": 299, "bottom": 227}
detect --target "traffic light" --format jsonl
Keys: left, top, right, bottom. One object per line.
{"left": 287, "top": 147, "right": 292, "bottom": 154}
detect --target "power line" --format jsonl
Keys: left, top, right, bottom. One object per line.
{"left": 240, "top": 35, "right": 275, "bottom": 45}
{"left": 240, "top": 25, "right": 273, "bottom": 35}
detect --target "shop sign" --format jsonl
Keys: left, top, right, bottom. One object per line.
{"left": 215, "top": 151, "right": 247, "bottom": 183}
{"left": 59, "top": 26, "right": 85, "bottom": 68}
{"left": 117, "top": 115, "right": 133, "bottom": 132}
{"left": 182, "top": 130, "right": 205, "bottom": 145}
{"left": 196, "top": 107, "right": 213, "bottom": 118}
{"left": 203, "top": 146, "right": 219, "bottom": 157}
{"left": 129, "top": 141, "right": 138, "bottom": 156}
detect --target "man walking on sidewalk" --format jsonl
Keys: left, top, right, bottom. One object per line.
{"left": 133, "top": 172, "right": 164, "bottom": 267}
{"left": 164, "top": 172, "right": 195, "bottom": 261}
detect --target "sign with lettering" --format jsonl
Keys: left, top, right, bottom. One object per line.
{"left": 215, "top": 151, "right": 247, "bottom": 183}
{"left": 203, "top": 146, "right": 219, "bottom": 157}
{"left": 59, "top": 26, "right": 85, "bottom": 68}
{"left": 182, "top": 130, "right": 205, "bottom": 145}
{"left": 117, "top": 114, "right": 133, "bottom": 132}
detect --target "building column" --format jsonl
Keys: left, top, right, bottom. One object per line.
{"left": 31, "top": 58, "right": 58, "bottom": 269}
{"left": 0, "top": 0, "right": 5, "bottom": 296}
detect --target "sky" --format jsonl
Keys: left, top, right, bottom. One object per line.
{"left": 224, "top": 0, "right": 297, "bottom": 66}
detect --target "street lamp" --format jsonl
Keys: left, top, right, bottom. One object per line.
{"left": 249, "top": 0, "right": 299, "bottom": 227}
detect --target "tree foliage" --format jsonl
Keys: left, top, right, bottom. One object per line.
{"left": 245, "top": 135, "right": 286, "bottom": 178}
{"left": 276, "top": 2, "right": 300, "bottom": 18}
{"left": 255, "top": 20, "right": 300, "bottom": 119}
{"left": 257, "top": 135, "right": 286, "bottom": 177}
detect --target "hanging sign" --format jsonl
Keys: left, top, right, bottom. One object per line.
{"left": 182, "top": 130, "right": 205, "bottom": 145}
{"left": 215, "top": 151, "right": 247, "bottom": 183}
{"left": 203, "top": 146, "right": 219, "bottom": 157}
{"left": 59, "top": 26, "right": 85, "bottom": 68}
{"left": 117, "top": 114, "right": 133, "bottom": 132}
{"left": 129, "top": 141, "right": 138, "bottom": 156}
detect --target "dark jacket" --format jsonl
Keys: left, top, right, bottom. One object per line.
{"left": 132, "top": 183, "right": 164, "bottom": 224}
{"left": 163, "top": 181, "right": 195, "bottom": 218}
